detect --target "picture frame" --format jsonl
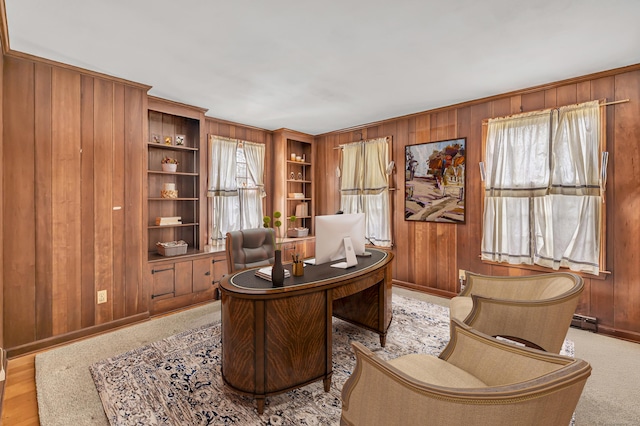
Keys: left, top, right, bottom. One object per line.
{"left": 175, "top": 134, "right": 185, "bottom": 146}
{"left": 404, "top": 137, "right": 466, "bottom": 223}
{"left": 164, "top": 136, "right": 172, "bottom": 145}
{"left": 151, "top": 133, "right": 161, "bottom": 144}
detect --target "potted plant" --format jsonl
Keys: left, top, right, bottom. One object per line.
{"left": 161, "top": 156, "right": 179, "bottom": 172}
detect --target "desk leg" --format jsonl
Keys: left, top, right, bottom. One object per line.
{"left": 379, "top": 333, "right": 387, "bottom": 347}
{"left": 323, "top": 377, "right": 331, "bottom": 392}
{"left": 256, "top": 397, "right": 265, "bottom": 415}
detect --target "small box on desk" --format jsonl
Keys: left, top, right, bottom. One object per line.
{"left": 156, "top": 240, "right": 188, "bottom": 256}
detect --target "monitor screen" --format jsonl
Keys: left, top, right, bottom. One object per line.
{"left": 314, "top": 213, "right": 366, "bottom": 265}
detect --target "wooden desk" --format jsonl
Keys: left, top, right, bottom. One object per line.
{"left": 219, "top": 248, "right": 393, "bottom": 414}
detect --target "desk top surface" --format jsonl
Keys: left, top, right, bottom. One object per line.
{"left": 224, "top": 248, "right": 390, "bottom": 293}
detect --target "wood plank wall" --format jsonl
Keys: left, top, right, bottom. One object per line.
{"left": 2, "top": 55, "right": 148, "bottom": 354}
{"left": 315, "top": 66, "right": 640, "bottom": 341}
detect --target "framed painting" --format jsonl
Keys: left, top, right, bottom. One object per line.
{"left": 404, "top": 137, "right": 466, "bottom": 223}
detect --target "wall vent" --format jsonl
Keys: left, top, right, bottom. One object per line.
{"left": 571, "top": 314, "right": 598, "bottom": 332}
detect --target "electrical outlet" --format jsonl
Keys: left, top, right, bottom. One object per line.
{"left": 458, "top": 269, "right": 466, "bottom": 280}
{"left": 97, "top": 290, "right": 107, "bottom": 304}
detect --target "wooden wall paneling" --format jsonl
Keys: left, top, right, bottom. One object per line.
{"left": 556, "top": 84, "right": 577, "bottom": 106}
{"left": 0, "top": 48, "right": 3, "bottom": 348}
{"left": 521, "top": 90, "right": 546, "bottom": 112}
{"left": 93, "top": 78, "right": 115, "bottom": 325}
{"left": 112, "top": 83, "right": 126, "bottom": 320}
{"left": 577, "top": 81, "right": 591, "bottom": 103}
{"left": 544, "top": 88, "right": 557, "bottom": 108}
{"left": 612, "top": 71, "right": 640, "bottom": 333}
{"left": 80, "top": 75, "right": 96, "bottom": 329}
{"left": 51, "top": 67, "right": 82, "bottom": 335}
{"left": 3, "top": 57, "right": 36, "bottom": 347}
{"left": 455, "top": 106, "right": 472, "bottom": 292}
{"left": 434, "top": 110, "right": 457, "bottom": 292}
{"left": 34, "top": 62, "right": 53, "bottom": 340}
{"left": 589, "top": 76, "right": 616, "bottom": 326}
{"left": 124, "top": 85, "right": 145, "bottom": 316}
{"left": 464, "top": 102, "right": 491, "bottom": 276}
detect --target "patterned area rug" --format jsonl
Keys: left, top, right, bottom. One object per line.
{"left": 90, "top": 295, "right": 574, "bottom": 425}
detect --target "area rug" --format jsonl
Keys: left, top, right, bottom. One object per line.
{"left": 89, "top": 295, "right": 574, "bottom": 425}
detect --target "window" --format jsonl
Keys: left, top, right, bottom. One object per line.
{"left": 207, "top": 136, "right": 265, "bottom": 244}
{"left": 339, "top": 137, "right": 392, "bottom": 247}
{"left": 481, "top": 100, "right": 607, "bottom": 275}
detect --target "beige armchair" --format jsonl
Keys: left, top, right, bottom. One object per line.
{"left": 449, "top": 271, "right": 583, "bottom": 353}
{"left": 340, "top": 319, "right": 591, "bottom": 426}
{"left": 225, "top": 228, "right": 276, "bottom": 273}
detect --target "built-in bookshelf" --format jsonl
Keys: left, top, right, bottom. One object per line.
{"left": 147, "top": 109, "right": 201, "bottom": 261}
{"left": 273, "top": 129, "right": 315, "bottom": 236}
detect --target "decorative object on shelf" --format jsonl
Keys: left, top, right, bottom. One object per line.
{"left": 296, "top": 155, "right": 302, "bottom": 162}
{"left": 151, "top": 134, "right": 161, "bottom": 143}
{"left": 287, "top": 227, "right": 309, "bottom": 238}
{"left": 161, "top": 183, "right": 178, "bottom": 198}
{"left": 297, "top": 172, "right": 303, "bottom": 180}
{"left": 155, "top": 216, "right": 182, "bottom": 225}
{"left": 290, "top": 172, "right": 295, "bottom": 180}
{"left": 161, "top": 156, "right": 179, "bottom": 172}
{"left": 295, "top": 202, "right": 309, "bottom": 218}
{"left": 164, "top": 136, "right": 173, "bottom": 145}
{"left": 156, "top": 240, "right": 188, "bottom": 256}
{"left": 288, "top": 192, "right": 305, "bottom": 199}
{"left": 291, "top": 153, "right": 297, "bottom": 161}
{"left": 175, "top": 134, "right": 185, "bottom": 146}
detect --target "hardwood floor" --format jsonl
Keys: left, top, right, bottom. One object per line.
{"left": 2, "top": 353, "right": 39, "bottom": 425}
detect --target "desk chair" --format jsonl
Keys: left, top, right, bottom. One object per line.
{"left": 225, "top": 228, "right": 276, "bottom": 273}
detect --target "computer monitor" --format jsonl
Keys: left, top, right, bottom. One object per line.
{"left": 314, "top": 213, "right": 367, "bottom": 266}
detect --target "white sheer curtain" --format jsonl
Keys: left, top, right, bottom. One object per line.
{"left": 482, "top": 100, "right": 602, "bottom": 274}
{"left": 340, "top": 143, "right": 362, "bottom": 213}
{"left": 207, "top": 136, "right": 239, "bottom": 244}
{"left": 340, "top": 137, "right": 391, "bottom": 247}
{"left": 240, "top": 141, "right": 265, "bottom": 229}
{"left": 482, "top": 111, "right": 551, "bottom": 264}
{"left": 534, "top": 101, "right": 601, "bottom": 274}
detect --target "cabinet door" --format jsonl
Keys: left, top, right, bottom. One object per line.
{"left": 151, "top": 265, "right": 175, "bottom": 300}
{"left": 192, "top": 257, "right": 212, "bottom": 293}
{"left": 174, "top": 261, "right": 193, "bottom": 296}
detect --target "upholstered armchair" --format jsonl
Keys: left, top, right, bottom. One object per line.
{"left": 449, "top": 271, "right": 584, "bottom": 353}
{"left": 225, "top": 228, "right": 276, "bottom": 273}
{"left": 340, "top": 319, "right": 591, "bottom": 426}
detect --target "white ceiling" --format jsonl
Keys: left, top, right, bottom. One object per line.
{"left": 4, "top": 0, "right": 640, "bottom": 135}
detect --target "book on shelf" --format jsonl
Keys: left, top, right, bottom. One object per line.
{"left": 155, "top": 216, "right": 182, "bottom": 226}
{"left": 255, "top": 266, "right": 291, "bottom": 281}
{"left": 295, "top": 202, "right": 308, "bottom": 218}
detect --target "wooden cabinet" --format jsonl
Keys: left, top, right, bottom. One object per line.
{"left": 273, "top": 129, "right": 315, "bottom": 236}
{"left": 148, "top": 250, "right": 227, "bottom": 314}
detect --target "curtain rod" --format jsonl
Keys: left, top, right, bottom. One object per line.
{"left": 481, "top": 99, "right": 629, "bottom": 125}
{"left": 333, "top": 136, "right": 391, "bottom": 149}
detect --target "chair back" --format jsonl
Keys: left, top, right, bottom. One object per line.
{"left": 225, "top": 228, "right": 276, "bottom": 273}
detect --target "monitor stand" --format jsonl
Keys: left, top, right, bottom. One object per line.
{"left": 331, "top": 237, "right": 358, "bottom": 269}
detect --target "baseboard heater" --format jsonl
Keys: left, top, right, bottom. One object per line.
{"left": 571, "top": 314, "right": 598, "bottom": 332}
